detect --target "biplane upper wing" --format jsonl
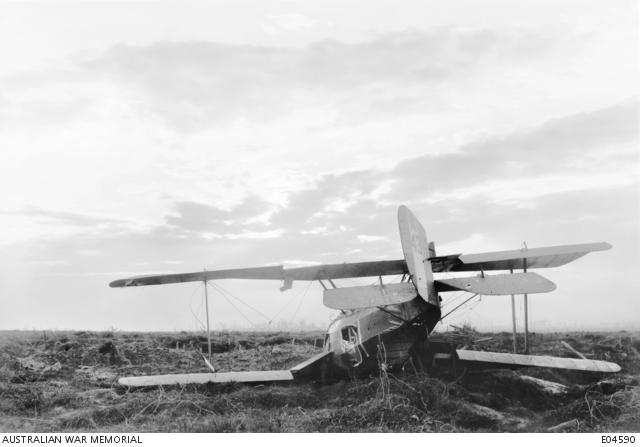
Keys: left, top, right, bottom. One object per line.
{"left": 430, "top": 242, "right": 612, "bottom": 273}
{"left": 109, "top": 260, "right": 408, "bottom": 288}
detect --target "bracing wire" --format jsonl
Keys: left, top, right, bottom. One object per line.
{"left": 440, "top": 293, "right": 481, "bottom": 321}
{"left": 203, "top": 279, "right": 317, "bottom": 327}
{"left": 460, "top": 295, "right": 482, "bottom": 317}
{"left": 186, "top": 282, "right": 207, "bottom": 332}
{"left": 289, "top": 280, "right": 313, "bottom": 321}
{"left": 208, "top": 282, "right": 257, "bottom": 327}
{"left": 449, "top": 294, "right": 484, "bottom": 325}
{"left": 268, "top": 285, "right": 307, "bottom": 324}
{"left": 440, "top": 291, "right": 467, "bottom": 310}
{"left": 211, "top": 282, "right": 273, "bottom": 322}
{"left": 444, "top": 295, "right": 465, "bottom": 309}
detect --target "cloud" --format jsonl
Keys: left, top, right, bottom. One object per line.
{"left": 251, "top": 100, "right": 637, "bottom": 232}
{"left": 0, "top": 67, "right": 105, "bottom": 129}
{"left": 263, "top": 13, "right": 317, "bottom": 33}
{"left": 78, "top": 27, "right": 560, "bottom": 130}
{"left": 0, "top": 206, "right": 123, "bottom": 228}
{"left": 131, "top": 100, "right": 636, "bottom": 258}
{"left": 165, "top": 195, "right": 272, "bottom": 233}
{"left": 384, "top": 100, "right": 639, "bottom": 202}
{"left": 0, "top": 18, "right": 636, "bottom": 330}
{"left": 4, "top": 179, "right": 635, "bottom": 330}
{"left": 4, "top": 99, "right": 634, "bottom": 256}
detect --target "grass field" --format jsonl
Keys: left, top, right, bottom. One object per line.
{"left": 1, "top": 329, "right": 638, "bottom": 432}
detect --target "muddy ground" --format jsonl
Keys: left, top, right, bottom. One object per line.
{"left": 0, "top": 329, "right": 638, "bottom": 432}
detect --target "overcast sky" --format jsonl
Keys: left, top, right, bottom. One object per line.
{"left": 0, "top": 0, "right": 638, "bottom": 332}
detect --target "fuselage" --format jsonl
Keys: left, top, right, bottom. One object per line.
{"left": 322, "top": 297, "right": 440, "bottom": 377}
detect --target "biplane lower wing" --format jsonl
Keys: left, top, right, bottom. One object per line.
{"left": 118, "top": 370, "right": 295, "bottom": 387}
{"left": 290, "top": 351, "right": 334, "bottom": 377}
{"left": 118, "top": 351, "right": 334, "bottom": 387}
{"left": 430, "top": 242, "right": 612, "bottom": 273}
{"left": 456, "top": 349, "right": 621, "bottom": 373}
{"left": 435, "top": 272, "right": 556, "bottom": 295}
{"left": 109, "top": 260, "right": 408, "bottom": 288}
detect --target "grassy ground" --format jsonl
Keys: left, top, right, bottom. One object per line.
{"left": 0, "top": 329, "right": 638, "bottom": 432}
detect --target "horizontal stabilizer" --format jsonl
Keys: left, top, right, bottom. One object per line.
{"left": 456, "top": 350, "right": 621, "bottom": 373}
{"left": 435, "top": 272, "right": 556, "bottom": 295}
{"left": 323, "top": 282, "right": 417, "bottom": 310}
{"left": 118, "top": 370, "right": 294, "bottom": 387}
{"left": 430, "top": 242, "right": 612, "bottom": 272}
{"left": 110, "top": 260, "right": 407, "bottom": 288}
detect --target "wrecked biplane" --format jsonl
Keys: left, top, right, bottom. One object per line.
{"left": 110, "top": 206, "right": 619, "bottom": 387}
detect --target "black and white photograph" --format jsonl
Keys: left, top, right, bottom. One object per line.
{"left": 0, "top": 0, "right": 638, "bottom": 436}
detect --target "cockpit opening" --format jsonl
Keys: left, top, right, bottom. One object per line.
{"left": 341, "top": 325, "right": 358, "bottom": 345}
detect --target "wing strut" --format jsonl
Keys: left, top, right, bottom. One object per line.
{"left": 523, "top": 258, "right": 529, "bottom": 353}
{"left": 203, "top": 272, "right": 213, "bottom": 367}
{"left": 510, "top": 269, "right": 517, "bottom": 354}
{"left": 507, "top": 254, "right": 529, "bottom": 354}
